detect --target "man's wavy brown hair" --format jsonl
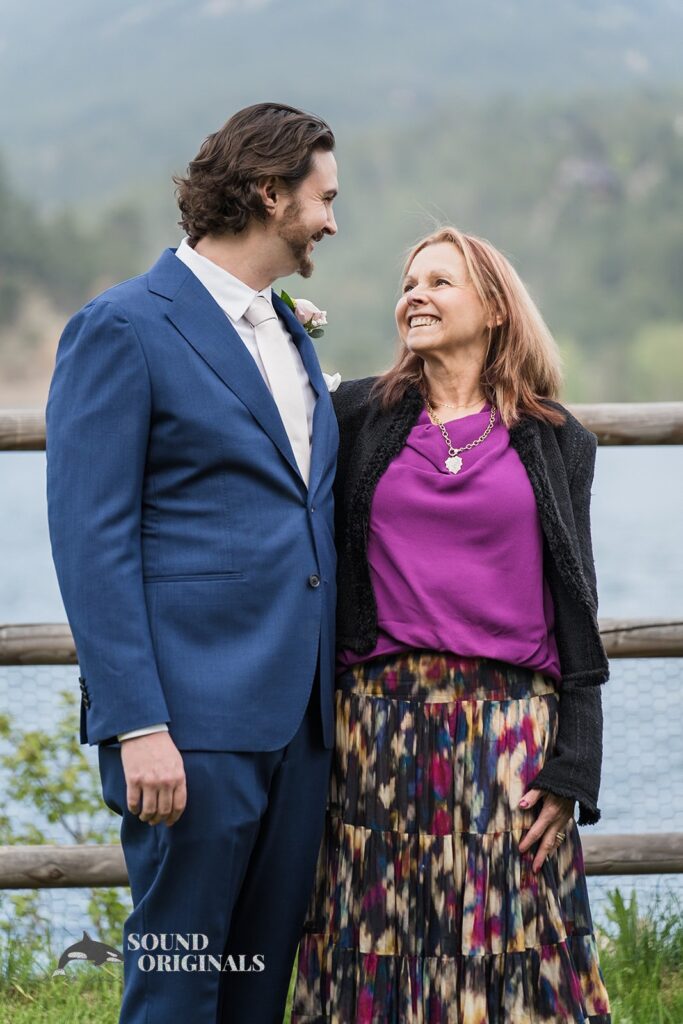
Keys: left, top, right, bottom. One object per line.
{"left": 173, "top": 103, "right": 335, "bottom": 244}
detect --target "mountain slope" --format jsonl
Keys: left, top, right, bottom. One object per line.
{"left": 1, "top": 0, "right": 682, "bottom": 200}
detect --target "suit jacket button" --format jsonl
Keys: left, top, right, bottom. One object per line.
{"left": 308, "top": 574, "right": 321, "bottom": 588}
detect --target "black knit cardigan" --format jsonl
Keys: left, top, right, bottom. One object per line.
{"left": 332, "top": 377, "right": 610, "bottom": 825}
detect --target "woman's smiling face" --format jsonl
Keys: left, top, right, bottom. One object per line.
{"left": 395, "top": 241, "right": 490, "bottom": 357}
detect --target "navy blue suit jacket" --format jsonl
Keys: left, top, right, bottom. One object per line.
{"left": 46, "top": 248, "right": 338, "bottom": 750}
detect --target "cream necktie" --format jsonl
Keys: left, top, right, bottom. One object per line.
{"left": 243, "top": 295, "right": 311, "bottom": 486}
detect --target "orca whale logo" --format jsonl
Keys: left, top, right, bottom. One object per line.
{"left": 53, "top": 931, "right": 123, "bottom": 976}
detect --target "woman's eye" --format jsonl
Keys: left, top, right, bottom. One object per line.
{"left": 436, "top": 278, "right": 450, "bottom": 286}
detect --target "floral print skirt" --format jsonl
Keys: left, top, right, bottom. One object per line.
{"left": 293, "top": 652, "right": 611, "bottom": 1023}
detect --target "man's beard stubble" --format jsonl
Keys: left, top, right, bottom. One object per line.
{"left": 277, "top": 199, "right": 316, "bottom": 279}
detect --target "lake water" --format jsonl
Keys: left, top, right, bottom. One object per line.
{"left": 1, "top": 446, "right": 682, "bottom": 943}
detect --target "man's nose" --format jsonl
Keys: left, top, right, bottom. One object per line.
{"left": 325, "top": 209, "right": 338, "bottom": 236}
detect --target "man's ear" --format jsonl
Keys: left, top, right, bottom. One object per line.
{"left": 259, "top": 177, "right": 279, "bottom": 216}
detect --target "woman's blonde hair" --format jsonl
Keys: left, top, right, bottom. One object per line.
{"left": 374, "top": 226, "right": 565, "bottom": 427}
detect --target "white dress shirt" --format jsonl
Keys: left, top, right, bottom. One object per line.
{"left": 117, "top": 238, "right": 317, "bottom": 743}
{"left": 175, "top": 237, "right": 317, "bottom": 436}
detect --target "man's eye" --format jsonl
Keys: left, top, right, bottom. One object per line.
{"left": 436, "top": 278, "right": 450, "bottom": 286}
{"left": 402, "top": 284, "right": 413, "bottom": 294}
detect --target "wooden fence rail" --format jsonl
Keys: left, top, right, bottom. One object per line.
{"left": 2, "top": 835, "right": 682, "bottom": 889}
{"left": 2, "top": 403, "right": 683, "bottom": 451}
{"left": 2, "top": 619, "right": 683, "bottom": 665}
{"left": 598, "top": 618, "right": 683, "bottom": 659}
{"left": 1, "top": 401, "right": 681, "bottom": 884}
{"left": 568, "top": 403, "right": 683, "bottom": 445}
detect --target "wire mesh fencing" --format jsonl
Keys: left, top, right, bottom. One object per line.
{"left": 1, "top": 656, "right": 681, "bottom": 949}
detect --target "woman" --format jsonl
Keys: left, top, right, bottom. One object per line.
{"left": 293, "top": 227, "right": 611, "bottom": 1023}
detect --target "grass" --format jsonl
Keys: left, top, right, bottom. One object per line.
{"left": 0, "top": 952, "right": 294, "bottom": 1024}
{"left": 0, "top": 966, "right": 123, "bottom": 1024}
{"left": 0, "top": 888, "right": 680, "bottom": 1022}
{"left": 597, "top": 888, "right": 683, "bottom": 1024}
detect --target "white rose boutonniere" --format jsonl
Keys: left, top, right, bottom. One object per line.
{"left": 279, "top": 290, "right": 327, "bottom": 338}
{"left": 322, "top": 372, "right": 342, "bottom": 393}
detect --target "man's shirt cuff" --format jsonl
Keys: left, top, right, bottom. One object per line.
{"left": 117, "top": 723, "right": 169, "bottom": 742}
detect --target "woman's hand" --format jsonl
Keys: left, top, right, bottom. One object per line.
{"left": 517, "top": 789, "right": 575, "bottom": 873}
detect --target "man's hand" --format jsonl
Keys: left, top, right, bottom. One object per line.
{"left": 120, "top": 732, "right": 187, "bottom": 827}
{"left": 517, "top": 789, "right": 575, "bottom": 873}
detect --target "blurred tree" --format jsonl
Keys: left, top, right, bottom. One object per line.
{"left": 628, "top": 322, "right": 683, "bottom": 400}
{"left": 1, "top": 90, "right": 682, "bottom": 401}
{"left": 0, "top": 160, "right": 146, "bottom": 337}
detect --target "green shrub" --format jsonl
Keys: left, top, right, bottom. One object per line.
{"left": 0, "top": 694, "right": 130, "bottom": 983}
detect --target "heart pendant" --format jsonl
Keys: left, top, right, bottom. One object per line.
{"left": 445, "top": 455, "right": 463, "bottom": 475}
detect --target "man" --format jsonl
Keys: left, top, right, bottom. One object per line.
{"left": 46, "top": 102, "right": 339, "bottom": 1023}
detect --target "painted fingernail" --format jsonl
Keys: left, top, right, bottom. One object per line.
{"left": 519, "top": 798, "right": 529, "bottom": 808}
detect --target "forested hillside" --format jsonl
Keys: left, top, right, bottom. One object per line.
{"left": 2, "top": 90, "right": 681, "bottom": 402}
{"left": 326, "top": 91, "right": 683, "bottom": 399}
{"left": 0, "top": 162, "right": 147, "bottom": 400}
{"left": 1, "top": 0, "right": 682, "bottom": 201}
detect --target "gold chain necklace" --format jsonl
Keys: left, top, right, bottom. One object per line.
{"left": 426, "top": 401, "right": 497, "bottom": 475}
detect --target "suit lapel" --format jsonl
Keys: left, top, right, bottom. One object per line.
{"left": 271, "top": 292, "right": 325, "bottom": 397}
{"left": 272, "top": 292, "right": 337, "bottom": 497}
{"left": 149, "top": 250, "right": 302, "bottom": 482}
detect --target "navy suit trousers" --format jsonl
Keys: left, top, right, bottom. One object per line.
{"left": 99, "top": 683, "right": 331, "bottom": 1024}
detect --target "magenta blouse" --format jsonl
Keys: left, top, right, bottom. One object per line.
{"left": 338, "top": 403, "right": 561, "bottom": 679}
